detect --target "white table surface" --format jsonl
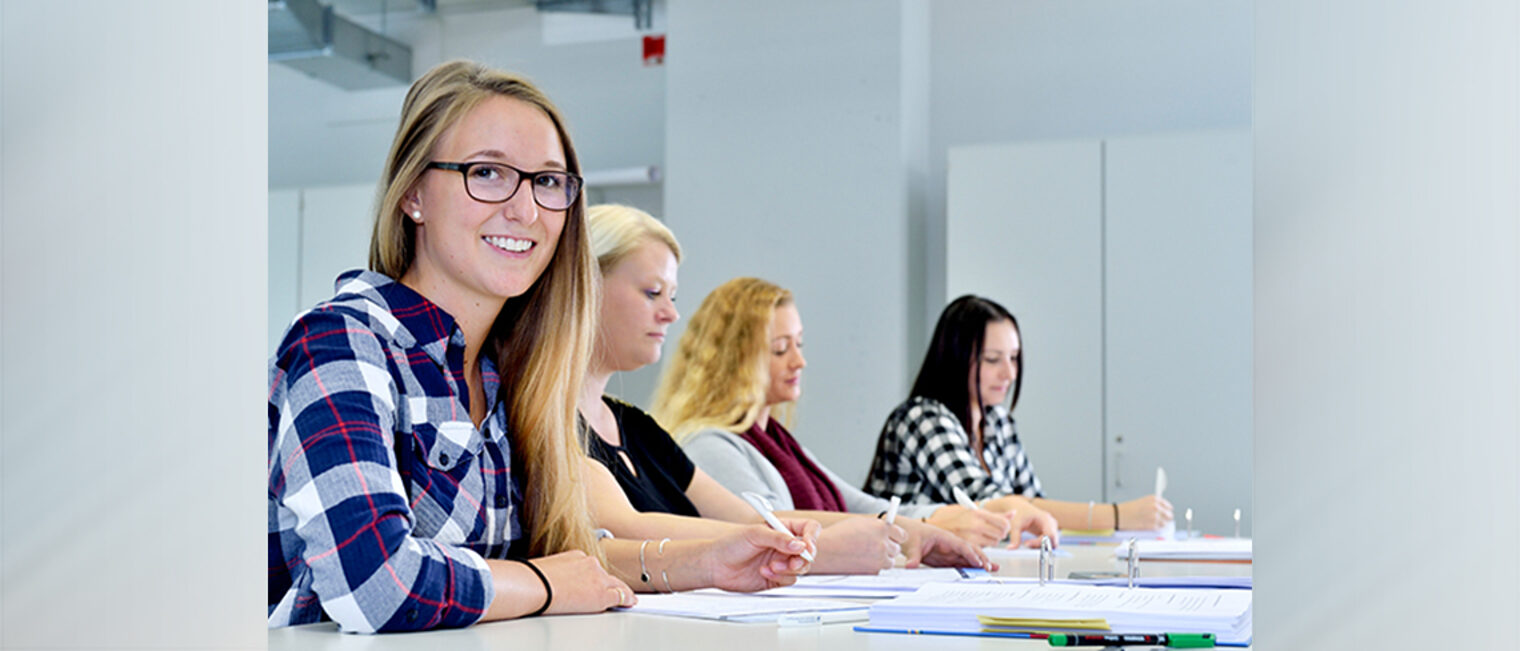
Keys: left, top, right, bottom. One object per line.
{"left": 269, "top": 542, "right": 1252, "bottom": 650}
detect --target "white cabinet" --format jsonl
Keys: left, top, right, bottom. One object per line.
{"left": 268, "top": 183, "right": 378, "bottom": 355}
{"left": 946, "top": 130, "right": 1251, "bottom": 536}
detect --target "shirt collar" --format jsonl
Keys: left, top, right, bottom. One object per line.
{"left": 333, "top": 269, "right": 465, "bottom": 368}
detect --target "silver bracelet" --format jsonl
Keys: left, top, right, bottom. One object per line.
{"left": 657, "top": 538, "right": 673, "bottom": 592}
{"left": 637, "top": 539, "right": 652, "bottom": 585}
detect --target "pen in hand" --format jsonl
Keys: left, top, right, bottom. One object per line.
{"left": 952, "top": 486, "right": 980, "bottom": 511}
{"left": 740, "top": 492, "right": 816, "bottom": 562}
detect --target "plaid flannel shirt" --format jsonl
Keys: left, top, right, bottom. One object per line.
{"left": 268, "top": 270, "right": 521, "bottom": 632}
{"left": 864, "top": 396, "right": 1043, "bottom": 504}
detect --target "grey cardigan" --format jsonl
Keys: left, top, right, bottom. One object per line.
{"left": 681, "top": 427, "right": 940, "bottom": 519}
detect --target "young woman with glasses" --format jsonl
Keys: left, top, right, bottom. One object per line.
{"left": 267, "top": 61, "right": 815, "bottom": 633}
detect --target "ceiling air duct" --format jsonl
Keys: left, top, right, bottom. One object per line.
{"left": 269, "top": 0, "right": 413, "bottom": 89}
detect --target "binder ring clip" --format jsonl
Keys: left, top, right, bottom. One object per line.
{"left": 1038, "top": 535, "right": 1054, "bottom": 586}
{"left": 1125, "top": 537, "right": 1139, "bottom": 589}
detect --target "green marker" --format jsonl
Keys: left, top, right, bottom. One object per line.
{"left": 1048, "top": 632, "right": 1216, "bottom": 648}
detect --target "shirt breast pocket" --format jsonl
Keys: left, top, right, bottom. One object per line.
{"left": 406, "top": 420, "right": 487, "bottom": 544}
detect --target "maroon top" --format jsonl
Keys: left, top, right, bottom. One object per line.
{"left": 739, "top": 419, "right": 846, "bottom": 512}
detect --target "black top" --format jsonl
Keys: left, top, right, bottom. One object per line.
{"left": 583, "top": 396, "right": 701, "bottom": 517}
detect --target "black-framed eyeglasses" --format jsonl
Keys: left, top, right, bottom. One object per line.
{"left": 426, "top": 161, "right": 583, "bottom": 211}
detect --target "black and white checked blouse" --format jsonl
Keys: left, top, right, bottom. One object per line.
{"left": 864, "top": 396, "right": 1043, "bottom": 504}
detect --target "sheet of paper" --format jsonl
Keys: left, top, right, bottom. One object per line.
{"left": 1057, "top": 529, "right": 1174, "bottom": 544}
{"left": 622, "top": 592, "right": 866, "bottom": 623}
{"left": 983, "top": 546, "right": 1074, "bottom": 559}
{"left": 792, "top": 567, "right": 991, "bottom": 589}
{"left": 1115, "top": 538, "right": 1252, "bottom": 561}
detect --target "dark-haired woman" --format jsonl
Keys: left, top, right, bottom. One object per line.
{"left": 864, "top": 295, "right": 1172, "bottom": 532}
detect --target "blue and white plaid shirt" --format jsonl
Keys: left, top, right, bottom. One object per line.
{"left": 865, "top": 396, "right": 1044, "bottom": 505}
{"left": 268, "top": 270, "right": 521, "bottom": 632}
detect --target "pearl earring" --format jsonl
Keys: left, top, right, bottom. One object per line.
{"left": 411, "top": 210, "right": 422, "bottom": 222}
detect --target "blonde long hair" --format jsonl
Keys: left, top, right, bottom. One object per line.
{"left": 652, "top": 277, "right": 792, "bottom": 441}
{"left": 586, "top": 204, "right": 682, "bottom": 269}
{"left": 370, "top": 60, "right": 601, "bottom": 560}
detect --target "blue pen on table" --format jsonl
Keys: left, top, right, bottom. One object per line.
{"left": 740, "top": 491, "right": 815, "bottom": 562}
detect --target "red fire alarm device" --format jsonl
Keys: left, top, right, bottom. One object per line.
{"left": 643, "top": 34, "right": 665, "bottom": 66}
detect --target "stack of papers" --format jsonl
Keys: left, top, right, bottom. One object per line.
{"left": 865, "top": 582, "right": 1252, "bottom": 645}
{"left": 1116, "top": 539, "right": 1252, "bottom": 562}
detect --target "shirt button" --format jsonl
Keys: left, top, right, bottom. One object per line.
{"left": 438, "top": 453, "right": 450, "bottom": 466}
{"left": 495, "top": 494, "right": 509, "bottom": 508}
{"left": 406, "top": 609, "right": 418, "bottom": 622}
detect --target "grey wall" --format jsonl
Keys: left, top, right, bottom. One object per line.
{"left": 1, "top": 2, "right": 265, "bottom": 647}
{"left": 923, "top": 0, "right": 1252, "bottom": 344}
{"left": 1256, "top": 0, "right": 1520, "bottom": 645}
{"left": 663, "top": 0, "right": 923, "bottom": 483}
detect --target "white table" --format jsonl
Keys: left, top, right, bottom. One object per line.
{"left": 269, "top": 543, "right": 1252, "bottom": 650}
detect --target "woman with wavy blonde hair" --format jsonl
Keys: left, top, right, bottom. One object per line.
{"left": 268, "top": 61, "right": 814, "bottom": 634}
{"left": 652, "top": 278, "right": 1052, "bottom": 558}
{"left": 652, "top": 277, "right": 783, "bottom": 441}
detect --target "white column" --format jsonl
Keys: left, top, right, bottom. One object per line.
{"left": 1, "top": 2, "right": 266, "bottom": 646}
{"left": 1256, "top": 1, "right": 1520, "bottom": 645}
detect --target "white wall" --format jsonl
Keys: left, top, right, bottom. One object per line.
{"left": 1, "top": 2, "right": 265, "bottom": 647}
{"left": 1256, "top": 1, "right": 1520, "bottom": 646}
{"left": 663, "top": 0, "right": 924, "bottom": 483}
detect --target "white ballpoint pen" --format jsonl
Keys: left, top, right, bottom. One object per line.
{"left": 740, "top": 492, "right": 815, "bottom": 562}
{"left": 884, "top": 495, "right": 901, "bottom": 525}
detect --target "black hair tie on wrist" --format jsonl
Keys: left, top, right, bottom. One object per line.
{"left": 1111, "top": 502, "right": 1121, "bottom": 531}
{"left": 517, "top": 559, "right": 553, "bottom": 617}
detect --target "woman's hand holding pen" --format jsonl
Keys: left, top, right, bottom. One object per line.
{"left": 1005, "top": 507, "right": 1060, "bottom": 549}
{"left": 1118, "top": 494, "right": 1174, "bottom": 530}
{"left": 812, "top": 517, "right": 906, "bottom": 573}
{"left": 926, "top": 504, "right": 1012, "bottom": 548}
{"left": 702, "top": 518, "right": 820, "bottom": 591}
{"left": 898, "top": 518, "right": 995, "bottom": 571}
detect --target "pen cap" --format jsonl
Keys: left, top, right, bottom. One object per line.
{"left": 1166, "top": 633, "right": 1216, "bottom": 648}
{"left": 1047, "top": 634, "right": 1075, "bottom": 647}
